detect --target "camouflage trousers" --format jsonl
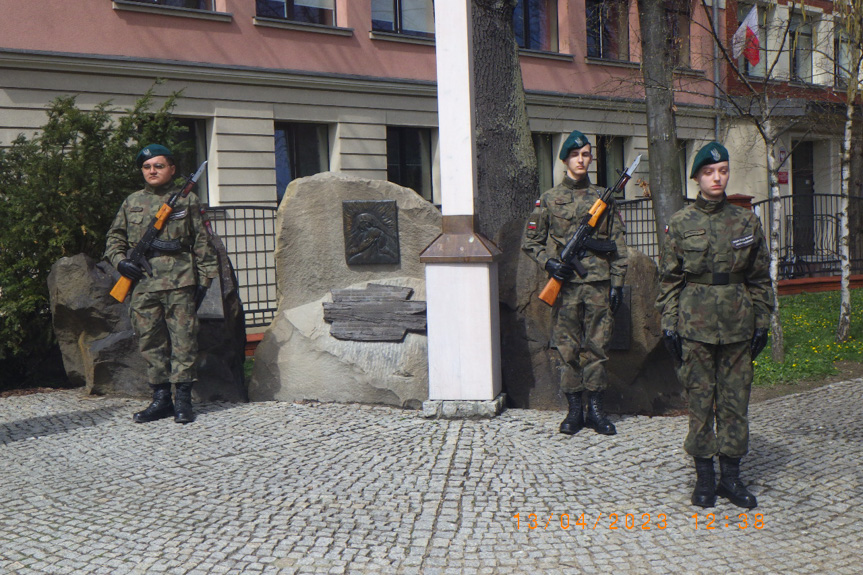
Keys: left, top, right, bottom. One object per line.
{"left": 678, "top": 338, "right": 752, "bottom": 458}
{"left": 551, "top": 281, "right": 612, "bottom": 393}
{"left": 130, "top": 286, "right": 199, "bottom": 385}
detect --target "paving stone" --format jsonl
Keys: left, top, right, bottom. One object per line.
{"left": 1, "top": 380, "right": 862, "bottom": 573}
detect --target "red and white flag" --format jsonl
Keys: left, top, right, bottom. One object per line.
{"left": 732, "top": 6, "right": 761, "bottom": 67}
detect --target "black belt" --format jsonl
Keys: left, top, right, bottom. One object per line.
{"left": 686, "top": 272, "right": 745, "bottom": 285}
{"left": 148, "top": 248, "right": 188, "bottom": 258}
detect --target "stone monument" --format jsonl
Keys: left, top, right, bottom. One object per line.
{"left": 249, "top": 172, "right": 441, "bottom": 408}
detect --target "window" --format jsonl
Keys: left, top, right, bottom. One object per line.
{"left": 514, "top": 0, "right": 558, "bottom": 52}
{"left": 372, "top": 0, "right": 434, "bottom": 38}
{"left": 174, "top": 118, "right": 210, "bottom": 202}
{"left": 666, "top": 0, "right": 690, "bottom": 67}
{"left": 835, "top": 30, "right": 853, "bottom": 87}
{"left": 127, "top": 0, "right": 213, "bottom": 8}
{"left": 532, "top": 133, "right": 554, "bottom": 192}
{"left": 256, "top": 0, "right": 335, "bottom": 25}
{"left": 739, "top": 5, "right": 767, "bottom": 77}
{"left": 678, "top": 141, "right": 689, "bottom": 197}
{"left": 790, "top": 13, "right": 814, "bottom": 83}
{"left": 387, "top": 127, "right": 433, "bottom": 202}
{"left": 274, "top": 122, "right": 329, "bottom": 202}
{"left": 586, "top": 0, "right": 629, "bottom": 60}
{"left": 596, "top": 136, "right": 625, "bottom": 197}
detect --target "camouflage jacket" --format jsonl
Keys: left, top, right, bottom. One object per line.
{"left": 656, "top": 194, "right": 774, "bottom": 345}
{"left": 521, "top": 175, "right": 628, "bottom": 287}
{"left": 104, "top": 183, "right": 218, "bottom": 294}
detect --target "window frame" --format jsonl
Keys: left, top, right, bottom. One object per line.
{"left": 273, "top": 121, "right": 330, "bottom": 203}
{"left": 514, "top": 0, "right": 559, "bottom": 53}
{"left": 532, "top": 133, "right": 555, "bottom": 192}
{"left": 255, "top": 0, "right": 336, "bottom": 26}
{"left": 834, "top": 29, "right": 853, "bottom": 88}
{"left": 665, "top": 0, "right": 691, "bottom": 68}
{"left": 386, "top": 126, "right": 434, "bottom": 203}
{"left": 595, "top": 135, "right": 625, "bottom": 198}
{"left": 585, "top": 0, "right": 630, "bottom": 61}
{"left": 739, "top": 4, "right": 768, "bottom": 78}
{"left": 789, "top": 12, "right": 814, "bottom": 83}
{"left": 371, "top": 0, "right": 435, "bottom": 38}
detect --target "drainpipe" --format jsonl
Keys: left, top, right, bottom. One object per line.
{"left": 714, "top": 0, "right": 721, "bottom": 140}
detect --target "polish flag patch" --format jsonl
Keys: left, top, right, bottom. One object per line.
{"left": 664, "top": 225, "right": 669, "bottom": 234}
{"left": 527, "top": 222, "right": 537, "bottom": 230}
{"left": 535, "top": 199, "right": 541, "bottom": 207}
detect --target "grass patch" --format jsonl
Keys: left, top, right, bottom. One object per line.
{"left": 754, "top": 288, "right": 863, "bottom": 386}
{"left": 244, "top": 358, "right": 255, "bottom": 381}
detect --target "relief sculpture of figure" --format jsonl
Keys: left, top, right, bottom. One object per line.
{"left": 656, "top": 141, "right": 774, "bottom": 509}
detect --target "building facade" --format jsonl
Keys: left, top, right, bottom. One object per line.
{"left": 1, "top": 0, "right": 725, "bottom": 208}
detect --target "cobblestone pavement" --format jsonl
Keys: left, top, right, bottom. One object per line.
{"left": 1, "top": 379, "right": 861, "bottom": 575}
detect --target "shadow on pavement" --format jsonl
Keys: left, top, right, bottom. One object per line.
{"left": 0, "top": 405, "right": 127, "bottom": 445}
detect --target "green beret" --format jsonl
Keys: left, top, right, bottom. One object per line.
{"left": 690, "top": 141, "right": 729, "bottom": 178}
{"left": 559, "top": 130, "right": 591, "bottom": 161}
{"left": 136, "top": 144, "right": 174, "bottom": 168}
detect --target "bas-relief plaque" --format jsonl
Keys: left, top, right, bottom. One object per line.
{"left": 342, "top": 200, "right": 400, "bottom": 265}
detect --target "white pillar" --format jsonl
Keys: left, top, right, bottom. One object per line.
{"left": 421, "top": 0, "right": 502, "bottom": 407}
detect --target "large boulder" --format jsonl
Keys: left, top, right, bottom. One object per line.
{"left": 495, "top": 219, "right": 684, "bottom": 414}
{"left": 273, "top": 172, "right": 441, "bottom": 310}
{"left": 48, "top": 253, "right": 247, "bottom": 402}
{"left": 250, "top": 173, "right": 441, "bottom": 407}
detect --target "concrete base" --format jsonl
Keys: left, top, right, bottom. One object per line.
{"left": 421, "top": 393, "right": 507, "bottom": 420}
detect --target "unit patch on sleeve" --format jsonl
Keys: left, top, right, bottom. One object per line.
{"left": 731, "top": 234, "right": 755, "bottom": 249}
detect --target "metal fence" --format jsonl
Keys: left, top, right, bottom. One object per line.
{"left": 616, "top": 197, "right": 686, "bottom": 262}
{"left": 206, "top": 195, "right": 861, "bottom": 329}
{"left": 205, "top": 205, "right": 279, "bottom": 327}
{"left": 752, "top": 194, "right": 863, "bottom": 278}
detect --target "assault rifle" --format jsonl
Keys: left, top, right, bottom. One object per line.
{"left": 109, "top": 161, "right": 208, "bottom": 302}
{"left": 538, "top": 154, "right": 641, "bottom": 306}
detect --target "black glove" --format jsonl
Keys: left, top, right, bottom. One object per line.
{"left": 117, "top": 259, "right": 144, "bottom": 281}
{"left": 609, "top": 286, "right": 623, "bottom": 314}
{"left": 194, "top": 285, "right": 209, "bottom": 311}
{"left": 545, "top": 258, "right": 575, "bottom": 281}
{"left": 662, "top": 329, "right": 683, "bottom": 365}
{"left": 750, "top": 328, "right": 769, "bottom": 360}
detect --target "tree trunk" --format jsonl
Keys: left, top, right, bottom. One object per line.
{"left": 849, "top": 115, "right": 863, "bottom": 264}
{"left": 472, "top": 0, "right": 538, "bottom": 240}
{"left": 836, "top": 47, "right": 863, "bottom": 341}
{"left": 637, "top": 0, "right": 685, "bottom": 240}
{"left": 764, "top": 114, "right": 785, "bottom": 363}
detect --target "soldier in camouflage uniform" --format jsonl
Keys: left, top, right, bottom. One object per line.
{"left": 656, "top": 141, "right": 773, "bottom": 508}
{"left": 105, "top": 144, "right": 218, "bottom": 424}
{"left": 522, "top": 130, "right": 628, "bottom": 436}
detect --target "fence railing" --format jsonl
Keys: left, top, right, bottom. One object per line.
{"left": 207, "top": 195, "right": 861, "bottom": 329}
{"left": 205, "top": 205, "right": 278, "bottom": 327}
{"left": 752, "top": 194, "right": 863, "bottom": 278}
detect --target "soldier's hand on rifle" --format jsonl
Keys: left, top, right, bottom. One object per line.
{"left": 750, "top": 328, "right": 768, "bottom": 360}
{"left": 662, "top": 329, "right": 683, "bottom": 366}
{"left": 609, "top": 286, "right": 623, "bottom": 314}
{"left": 118, "top": 259, "right": 145, "bottom": 281}
{"left": 545, "top": 258, "right": 575, "bottom": 281}
{"left": 194, "top": 285, "right": 209, "bottom": 311}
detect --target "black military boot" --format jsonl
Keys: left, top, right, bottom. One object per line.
{"left": 717, "top": 456, "right": 757, "bottom": 508}
{"left": 559, "top": 392, "right": 584, "bottom": 435}
{"left": 173, "top": 381, "right": 195, "bottom": 424}
{"left": 133, "top": 384, "right": 174, "bottom": 423}
{"left": 691, "top": 457, "right": 717, "bottom": 508}
{"left": 585, "top": 391, "right": 616, "bottom": 435}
